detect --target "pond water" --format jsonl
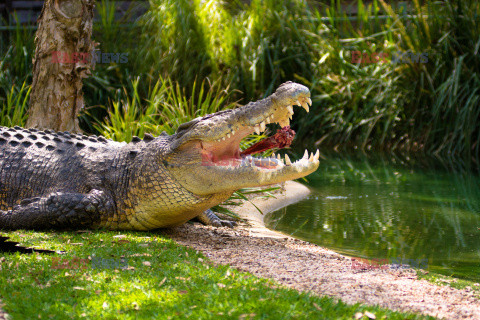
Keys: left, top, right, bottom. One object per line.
{"left": 265, "top": 153, "right": 480, "bottom": 281}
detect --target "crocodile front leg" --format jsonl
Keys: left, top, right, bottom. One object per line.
{"left": 196, "top": 209, "right": 236, "bottom": 228}
{"left": 0, "top": 190, "right": 113, "bottom": 230}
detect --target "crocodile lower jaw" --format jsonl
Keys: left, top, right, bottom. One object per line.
{"left": 201, "top": 149, "right": 320, "bottom": 171}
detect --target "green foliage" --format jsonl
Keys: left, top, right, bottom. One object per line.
{"left": 0, "top": 17, "right": 34, "bottom": 127}
{"left": 93, "top": 76, "right": 239, "bottom": 142}
{"left": 139, "top": 0, "right": 320, "bottom": 98}
{"left": 0, "top": 15, "right": 35, "bottom": 80}
{"left": 384, "top": 0, "right": 480, "bottom": 159}
{"left": 292, "top": 0, "right": 480, "bottom": 160}
{"left": 139, "top": 0, "right": 212, "bottom": 89}
{"left": 0, "top": 81, "right": 31, "bottom": 127}
{"left": 0, "top": 231, "right": 435, "bottom": 319}
{"left": 89, "top": 77, "right": 156, "bottom": 142}
{"left": 79, "top": 0, "right": 146, "bottom": 130}
{"left": 220, "top": 0, "right": 318, "bottom": 97}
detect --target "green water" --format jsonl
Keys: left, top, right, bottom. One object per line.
{"left": 265, "top": 153, "right": 480, "bottom": 281}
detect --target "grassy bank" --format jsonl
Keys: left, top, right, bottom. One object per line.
{"left": 0, "top": 230, "right": 435, "bottom": 319}
{"left": 416, "top": 269, "right": 480, "bottom": 298}
{"left": 1, "top": 0, "right": 479, "bottom": 163}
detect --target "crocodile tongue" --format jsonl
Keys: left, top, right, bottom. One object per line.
{"left": 240, "top": 126, "right": 295, "bottom": 157}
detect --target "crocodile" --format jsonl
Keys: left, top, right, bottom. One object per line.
{"left": 0, "top": 82, "right": 319, "bottom": 231}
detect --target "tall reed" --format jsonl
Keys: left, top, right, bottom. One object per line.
{"left": 93, "top": 75, "right": 240, "bottom": 142}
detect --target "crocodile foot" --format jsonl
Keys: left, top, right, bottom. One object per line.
{"left": 196, "top": 209, "right": 237, "bottom": 228}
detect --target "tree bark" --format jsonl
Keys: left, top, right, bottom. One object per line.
{"left": 27, "top": 0, "right": 95, "bottom": 133}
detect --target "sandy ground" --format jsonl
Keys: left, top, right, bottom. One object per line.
{"left": 164, "top": 181, "right": 480, "bottom": 320}
{"left": 0, "top": 302, "right": 6, "bottom": 320}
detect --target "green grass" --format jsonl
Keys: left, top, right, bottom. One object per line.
{"left": 0, "top": 230, "right": 436, "bottom": 319}
{"left": 416, "top": 269, "right": 480, "bottom": 298}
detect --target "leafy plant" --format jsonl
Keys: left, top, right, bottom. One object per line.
{"left": 93, "top": 76, "right": 239, "bottom": 142}
{"left": 0, "top": 81, "right": 31, "bottom": 127}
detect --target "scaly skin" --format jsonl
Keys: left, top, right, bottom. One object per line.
{"left": 0, "top": 82, "right": 319, "bottom": 231}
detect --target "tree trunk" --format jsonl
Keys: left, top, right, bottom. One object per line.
{"left": 27, "top": 0, "right": 95, "bottom": 133}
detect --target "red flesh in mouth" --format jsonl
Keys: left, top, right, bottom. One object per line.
{"left": 240, "top": 126, "right": 295, "bottom": 157}
{"left": 201, "top": 126, "right": 295, "bottom": 167}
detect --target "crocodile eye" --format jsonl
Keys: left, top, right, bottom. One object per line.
{"left": 176, "top": 117, "right": 202, "bottom": 133}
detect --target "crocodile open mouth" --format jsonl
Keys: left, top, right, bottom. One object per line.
{"left": 199, "top": 97, "right": 319, "bottom": 169}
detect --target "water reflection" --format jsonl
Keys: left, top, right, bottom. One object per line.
{"left": 265, "top": 153, "right": 480, "bottom": 280}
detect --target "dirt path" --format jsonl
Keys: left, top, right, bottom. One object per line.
{"left": 0, "top": 300, "right": 7, "bottom": 320}
{"left": 165, "top": 182, "right": 480, "bottom": 320}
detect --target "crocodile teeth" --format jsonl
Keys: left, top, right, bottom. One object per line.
{"left": 303, "top": 150, "right": 309, "bottom": 159}
{"left": 227, "top": 133, "right": 231, "bottom": 139}
{"left": 231, "top": 130, "right": 235, "bottom": 135}
{"left": 279, "top": 118, "right": 290, "bottom": 128}
{"left": 300, "top": 100, "right": 310, "bottom": 113}
{"left": 222, "top": 137, "right": 226, "bottom": 141}
{"left": 254, "top": 126, "right": 261, "bottom": 135}
{"left": 309, "top": 153, "right": 314, "bottom": 162}
{"left": 285, "top": 154, "right": 292, "bottom": 165}
{"left": 307, "top": 97, "right": 312, "bottom": 106}
{"left": 276, "top": 154, "right": 284, "bottom": 164}
{"left": 287, "top": 105, "right": 294, "bottom": 120}
{"left": 259, "top": 121, "right": 266, "bottom": 132}
{"left": 314, "top": 149, "right": 320, "bottom": 161}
